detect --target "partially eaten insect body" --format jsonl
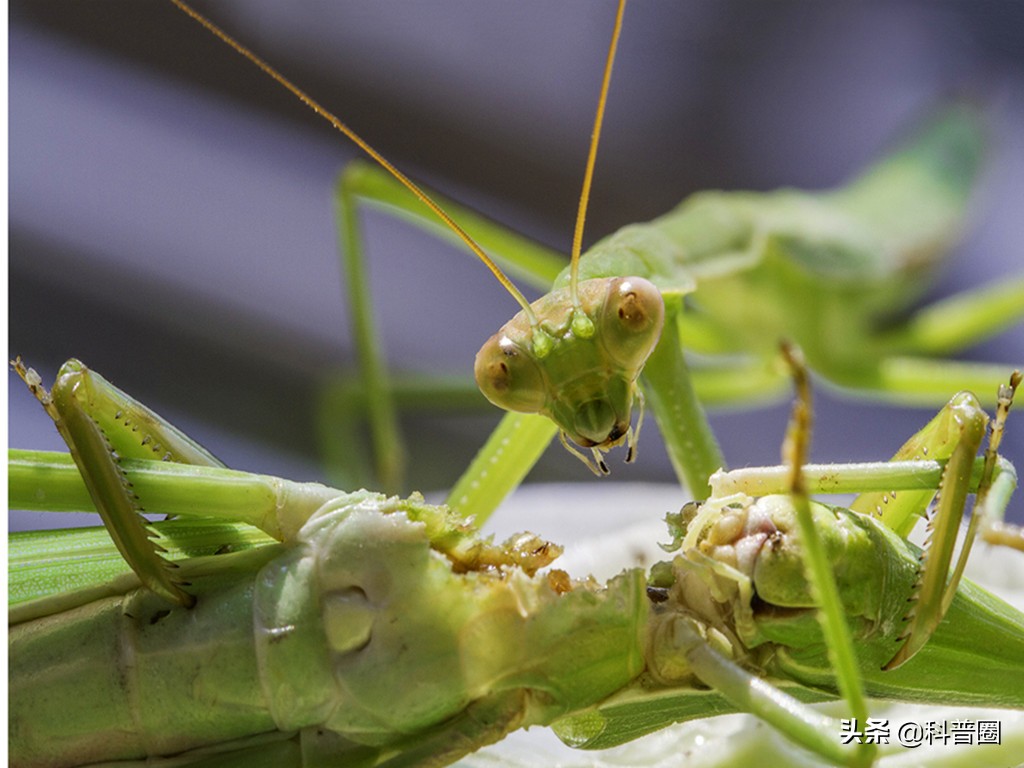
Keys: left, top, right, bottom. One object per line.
{"left": 9, "top": 359, "right": 1024, "bottom": 768}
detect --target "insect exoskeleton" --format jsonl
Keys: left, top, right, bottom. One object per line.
{"left": 644, "top": 492, "right": 918, "bottom": 688}
{"left": 474, "top": 276, "right": 664, "bottom": 453}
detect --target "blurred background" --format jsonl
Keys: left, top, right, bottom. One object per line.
{"left": 10, "top": 1, "right": 1024, "bottom": 530}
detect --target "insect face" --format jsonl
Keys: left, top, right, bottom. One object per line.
{"left": 475, "top": 276, "right": 663, "bottom": 460}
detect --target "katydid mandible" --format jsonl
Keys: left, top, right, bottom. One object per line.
{"left": 9, "top": 357, "right": 1024, "bottom": 767}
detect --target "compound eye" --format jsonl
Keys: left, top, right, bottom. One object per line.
{"left": 599, "top": 277, "right": 665, "bottom": 369}
{"left": 474, "top": 334, "right": 548, "bottom": 414}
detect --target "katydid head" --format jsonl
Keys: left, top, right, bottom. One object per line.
{"left": 475, "top": 276, "right": 664, "bottom": 474}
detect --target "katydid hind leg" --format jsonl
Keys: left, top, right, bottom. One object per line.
{"left": 318, "top": 373, "right": 494, "bottom": 491}
{"left": 332, "top": 168, "right": 407, "bottom": 494}
{"left": 336, "top": 162, "right": 564, "bottom": 291}
{"left": 665, "top": 618, "right": 873, "bottom": 768}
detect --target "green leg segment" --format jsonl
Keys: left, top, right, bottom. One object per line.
{"left": 878, "top": 276, "right": 1024, "bottom": 356}
{"left": 317, "top": 373, "right": 488, "bottom": 492}
{"left": 337, "top": 161, "right": 566, "bottom": 291}
{"left": 8, "top": 448, "right": 339, "bottom": 622}
{"left": 12, "top": 359, "right": 229, "bottom": 606}
{"left": 839, "top": 277, "right": 1024, "bottom": 407}
{"left": 640, "top": 296, "right": 726, "bottom": 500}
{"left": 868, "top": 356, "right": 1020, "bottom": 407}
{"left": 444, "top": 412, "right": 557, "bottom": 524}
{"left": 334, "top": 171, "right": 406, "bottom": 494}
{"left": 670, "top": 618, "right": 872, "bottom": 768}
{"left": 849, "top": 392, "right": 988, "bottom": 536}
{"left": 779, "top": 350, "right": 874, "bottom": 767}
{"left": 848, "top": 376, "right": 1021, "bottom": 668}
{"left": 690, "top": 358, "right": 789, "bottom": 406}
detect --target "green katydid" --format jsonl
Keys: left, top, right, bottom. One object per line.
{"left": 9, "top": 356, "right": 1024, "bottom": 767}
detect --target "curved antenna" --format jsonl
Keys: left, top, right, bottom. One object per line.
{"left": 169, "top": 0, "right": 538, "bottom": 324}
{"left": 569, "top": 0, "right": 627, "bottom": 304}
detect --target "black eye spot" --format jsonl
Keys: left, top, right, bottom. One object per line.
{"left": 617, "top": 293, "right": 636, "bottom": 319}
{"left": 616, "top": 291, "right": 649, "bottom": 329}
{"left": 487, "top": 361, "right": 511, "bottom": 391}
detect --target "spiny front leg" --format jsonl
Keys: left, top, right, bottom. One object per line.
{"left": 885, "top": 370, "right": 1020, "bottom": 669}
{"left": 10, "top": 357, "right": 227, "bottom": 606}
{"left": 847, "top": 370, "right": 1021, "bottom": 669}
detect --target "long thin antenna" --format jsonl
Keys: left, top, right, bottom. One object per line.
{"left": 569, "top": 0, "right": 627, "bottom": 303}
{"left": 169, "top": 0, "right": 538, "bottom": 323}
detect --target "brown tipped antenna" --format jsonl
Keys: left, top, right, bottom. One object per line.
{"left": 569, "top": 0, "right": 627, "bottom": 304}
{"left": 169, "top": 0, "right": 538, "bottom": 323}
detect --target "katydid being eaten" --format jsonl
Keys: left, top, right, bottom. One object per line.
{"left": 8, "top": 356, "right": 1024, "bottom": 767}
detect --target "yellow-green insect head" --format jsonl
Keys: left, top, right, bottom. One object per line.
{"left": 475, "top": 277, "right": 664, "bottom": 451}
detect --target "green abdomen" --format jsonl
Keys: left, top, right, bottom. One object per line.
{"left": 10, "top": 572, "right": 275, "bottom": 768}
